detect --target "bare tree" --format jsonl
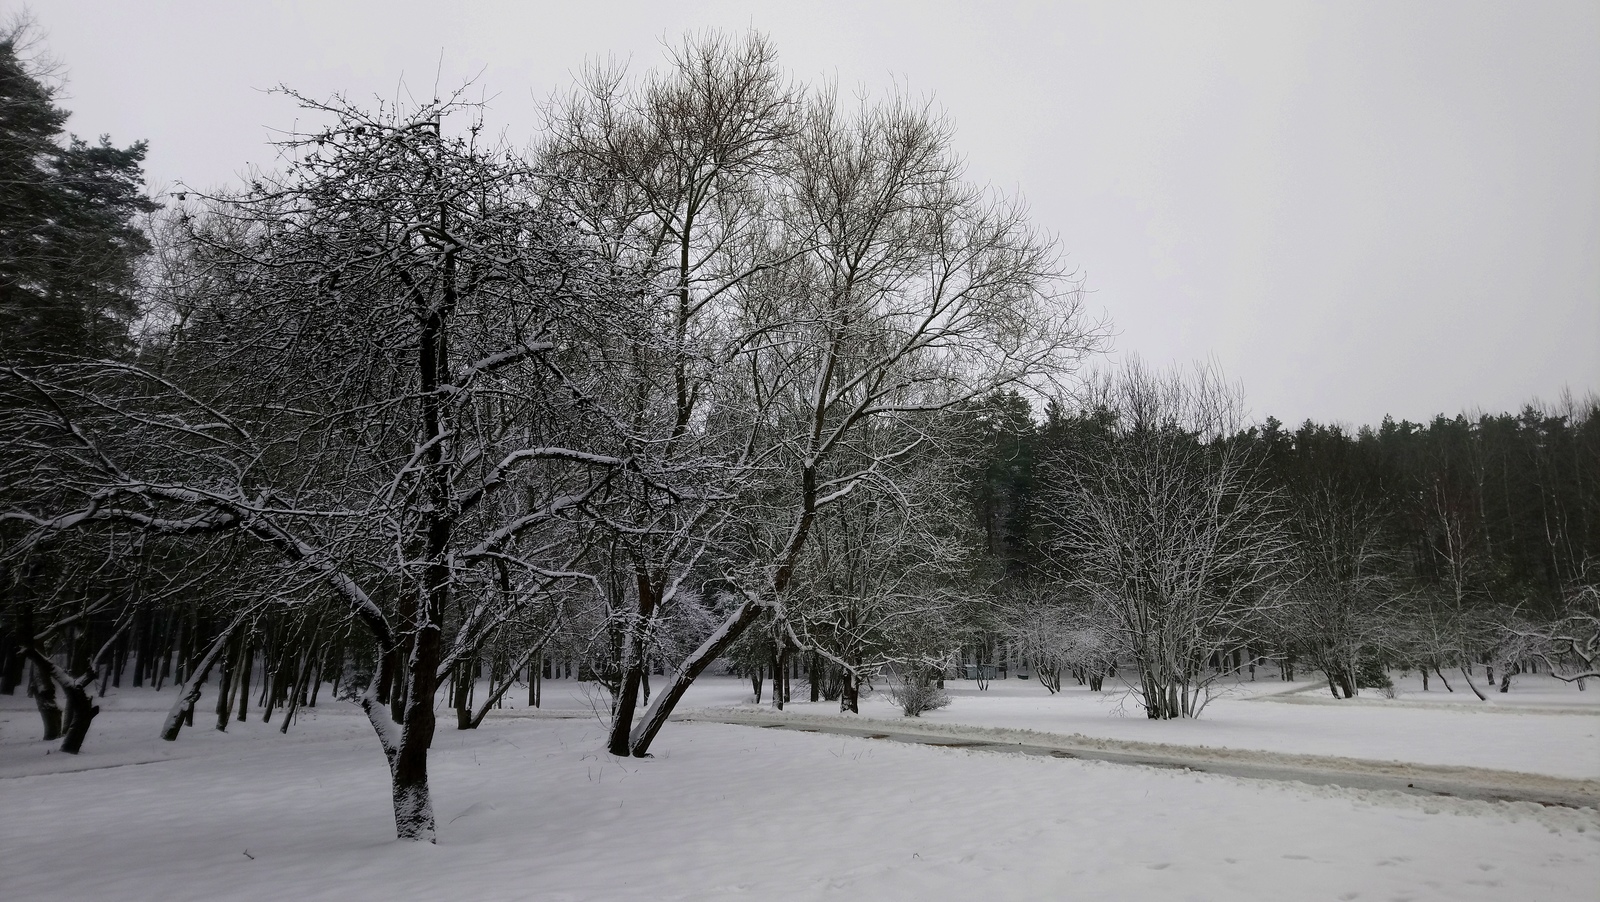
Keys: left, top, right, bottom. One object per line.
{"left": 1411, "top": 476, "right": 1498, "bottom": 699}
{"left": 1, "top": 94, "right": 624, "bottom": 840}
{"left": 541, "top": 30, "right": 799, "bottom": 755}
{"left": 783, "top": 435, "right": 980, "bottom": 712}
{"left": 626, "top": 77, "right": 1101, "bottom": 754}
{"left": 1002, "top": 587, "right": 1120, "bottom": 693}
{"left": 1522, "top": 572, "right": 1600, "bottom": 685}
{"left": 1041, "top": 361, "right": 1289, "bottom": 719}
{"left": 1282, "top": 485, "right": 1402, "bottom": 698}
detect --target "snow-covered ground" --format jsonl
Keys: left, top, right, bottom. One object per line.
{"left": 497, "top": 670, "right": 1600, "bottom": 780}
{"left": 2, "top": 674, "right": 1597, "bottom": 900}
{"left": 726, "top": 673, "right": 1600, "bottom": 781}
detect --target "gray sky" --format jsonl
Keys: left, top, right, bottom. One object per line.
{"left": 24, "top": 0, "right": 1599, "bottom": 428}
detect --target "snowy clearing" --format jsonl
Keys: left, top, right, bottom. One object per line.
{"left": 3, "top": 675, "right": 1598, "bottom": 901}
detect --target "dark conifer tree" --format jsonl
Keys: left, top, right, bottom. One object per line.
{"left": 0, "top": 24, "right": 157, "bottom": 361}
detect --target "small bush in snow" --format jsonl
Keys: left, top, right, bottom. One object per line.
{"left": 889, "top": 669, "right": 950, "bottom": 717}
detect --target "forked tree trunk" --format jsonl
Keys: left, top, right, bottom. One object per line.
{"left": 24, "top": 649, "right": 94, "bottom": 752}
{"left": 25, "top": 618, "right": 130, "bottom": 753}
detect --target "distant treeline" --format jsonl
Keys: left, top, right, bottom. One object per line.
{"left": 964, "top": 390, "right": 1599, "bottom": 615}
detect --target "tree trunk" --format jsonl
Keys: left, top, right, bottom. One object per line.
{"left": 215, "top": 635, "right": 237, "bottom": 731}
{"left": 1432, "top": 665, "right": 1454, "bottom": 692}
{"left": 1459, "top": 665, "right": 1488, "bottom": 701}
{"left": 308, "top": 649, "right": 324, "bottom": 707}
{"left": 279, "top": 645, "right": 317, "bottom": 734}
{"left": 609, "top": 575, "right": 660, "bottom": 756}
{"left": 391, "top": 616, "right": 441, "bottom": 840}
{"left": 30, "top": 660, "right": 62, "bottom": 740}
{"left": 235, "top": 635, "right": 253, "bottom": 721}
{"left": 629, "top": 596, "right": 763, "bottom": 756}
{"left": 0, "top": 610, "right": 24, "bottom": 693}
{"left": 452, "top": 660, "right": 473, "bottom": 730}
{"left": 770, "top": 646, "right": 784, "bottom": 711}
{"left": 470, "top": 627, "right": 559, "bottom": 729}
{"left": 24, "top": 647, "right": 106, "bottom": 753}
{"left": 57, "top": 680, "right": 98, "bottom": 754}
{"left": 163, "top": 615, "right": 245, "bottom": 741}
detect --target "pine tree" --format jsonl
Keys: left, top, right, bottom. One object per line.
{"left": 0, "top": 23, "right": 156, "bottom": 361}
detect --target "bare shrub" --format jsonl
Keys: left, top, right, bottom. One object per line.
{"left": 888, "top": 668, "right": 950, "bottom": 717}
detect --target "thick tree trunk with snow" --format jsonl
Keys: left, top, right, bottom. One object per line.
{"left": 57, "top": 680, "right": 98, "bottom": 754}
{"left": 390, "top": 682, "right": 438, "bottom": 839}
{"left": 363, "top": 599, "right": 443, "bottom": 842}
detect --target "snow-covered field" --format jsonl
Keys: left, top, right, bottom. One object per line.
{"left": 2, "top": 674, "right": 1597, "bottom": 901}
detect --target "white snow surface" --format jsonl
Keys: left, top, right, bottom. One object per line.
{"left": 2, "top": 673, "right": 1597, "bottom": 901}
{"left": 739, "top": 673, "right": 1600, "bottom": 781}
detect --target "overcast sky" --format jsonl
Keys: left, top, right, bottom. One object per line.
{"left": 23, "top": 0, "right": 1600, "bottom": 428}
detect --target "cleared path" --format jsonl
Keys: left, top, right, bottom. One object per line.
{"left": 680, "top": 708, "right": 1600, "bottom": 810}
